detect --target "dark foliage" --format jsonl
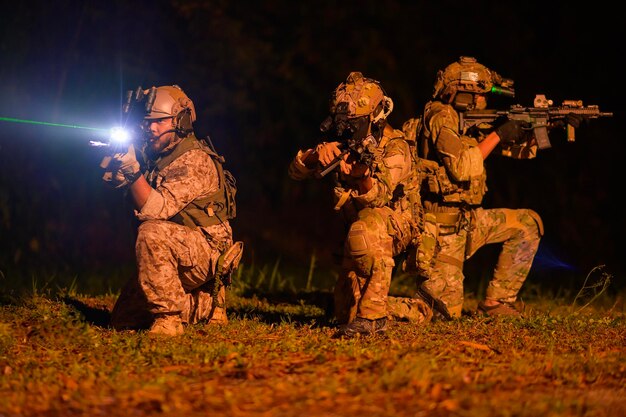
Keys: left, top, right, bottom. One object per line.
{"left": 1, "top": 0, "right": 624, "bottom": 293}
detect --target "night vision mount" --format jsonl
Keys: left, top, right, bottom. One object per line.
{"left": 122, "top": 86, "right": 157, "bottom": 119}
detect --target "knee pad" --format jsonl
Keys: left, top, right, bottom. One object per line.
{"left": 346, "top": 220, "right": 370, "bottom": 257}
{"left": 346, "top": 221, "right": 375, "bottom": 275}
{"left": 346, "top": 209, "right": 390, "bottom": 276}
{"left": 346, "top": 208, "right": 387, "bottom": 256}
{"left": 525, "top": 209, "right": 544, "bottom": 237}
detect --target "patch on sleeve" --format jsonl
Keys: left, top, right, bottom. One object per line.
{"left": 166, "top": 165, "right": 189, "bottom": 178}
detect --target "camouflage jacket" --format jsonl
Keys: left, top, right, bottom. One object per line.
{"left": 136, "top": 138, "right": 232, "bottom": 243}
{"left": 289, "top": 126, "right": 419, "bottom": 222}
{"left": 418, "top": 100, "right": 487, "bottom": 206}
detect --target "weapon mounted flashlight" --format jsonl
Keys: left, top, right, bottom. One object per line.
{"left": 109, "top": 126, "right": 131, "bottom": 144}
{"left": 91, "top": 86, "right": 155, "bottom": 148}
{"left": 89, "top": 126, "right": 133, "bottom": 148}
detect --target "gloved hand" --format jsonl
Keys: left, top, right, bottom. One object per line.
{"left": 100, "top": 144, "right": 141, "bottom": 186}
{"left": 566, "top": 112, "right": 588, "bottom": 129}
{"left": 550, "top": 113, "right": 589, "bottom": 130}
{"left": 114, "top": 144, "right": 140, "bottom": 177}
{"left": 494, "top": 119, "right": 532, "bottom": 144}
{"left": 340, "top": 159, "right": 370, "bottom": 179}
{"left": 101, "top": 166, "right": 128, "bottom": 188}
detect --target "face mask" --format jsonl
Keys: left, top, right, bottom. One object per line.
{"left": 330, "top": 113, "right": 371, "bottom": 141}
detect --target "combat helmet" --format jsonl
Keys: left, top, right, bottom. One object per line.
{"left": 141, "top": 85, "right": 196, "bottom": 135}
{"left": 433, "top": 56, "right": 514, "bottom": 107}
{"left": 121, "top": 85, "right": 196, "bottom": 138}
{"left": 321, "top": 72, "right": 393, "bottom": 139}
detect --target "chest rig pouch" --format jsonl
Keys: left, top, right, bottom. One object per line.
{"left": 150, "top": 135, "right": 237, "bottom": 228}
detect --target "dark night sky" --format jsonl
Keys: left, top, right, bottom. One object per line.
{"left": 1, "top": 0, "right": 624, "bottom": 294}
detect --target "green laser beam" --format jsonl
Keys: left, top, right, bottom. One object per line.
{"left": 0, "top": 116, "right": 108, "bottom": 132}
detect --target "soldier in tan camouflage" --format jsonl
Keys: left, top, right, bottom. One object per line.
{"left": 289, "top": 72, "right": 434, "bottom": 337}
{"left": 404, "top": 56, "right": 545, "bottom": 318}
{"left": 100, "top": 85, "right": 242, "bottom": 336}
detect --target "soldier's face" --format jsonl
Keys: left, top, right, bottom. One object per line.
{"left": 144, "top": 117, "right": 176, "bottom": 154}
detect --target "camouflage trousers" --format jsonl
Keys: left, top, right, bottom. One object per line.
{"left": 334, "top": 206, "right": 432, "bottom": 324}
{"left": 334, "top": 270, "right": 433, "bottom": 324}
{"left": 422, "top": 207, "right": 543, "bottom": 317}
{"left": 110, "top": 220, "right": 230, "bottom": 330}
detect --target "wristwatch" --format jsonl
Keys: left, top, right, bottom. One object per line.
{"left": 123, "top": 170, "right": 144, "bottom": 185}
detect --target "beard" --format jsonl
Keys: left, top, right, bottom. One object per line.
{"left": 147, "top": 132, "right": 174, "bottom": 153}
{"left": 142, "top": 132, "right": 175, "bottom": 160}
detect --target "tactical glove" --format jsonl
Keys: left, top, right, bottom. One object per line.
{"left": 494, "top": 119, "right": 531, "bottom": 144}
{"left": 550, "top": 113, "right": 589, "bottom": 130}
{"left": 113, "top": 144, "right": 141, "bottom": 178}
{"left": 100, "top": 144, "right": 142, "bottom": 186}
{"left": 101, "top": 167, "right": 128, "bottom": 188}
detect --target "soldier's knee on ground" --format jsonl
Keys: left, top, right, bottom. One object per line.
{"left": 387, "top": 296, "right": 433, "bottom": 324}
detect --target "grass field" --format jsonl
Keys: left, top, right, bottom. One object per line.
{"left": 1, "top": 265, "right": 625, "bottom": 417}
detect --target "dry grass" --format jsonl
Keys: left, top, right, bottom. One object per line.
{"left": 0, "top": 286, "right": 625, "bottom": 417}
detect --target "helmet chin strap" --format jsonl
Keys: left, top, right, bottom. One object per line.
{"left": 142, "top": 127, "right": 180, "bottom": 141}
{"left": 142, "top": 112, "right": 192, "bottom": 144}
{"left": 155, "top": 129, "right": 178, "bottom": 139}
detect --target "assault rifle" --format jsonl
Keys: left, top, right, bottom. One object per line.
{"left": 460, "top": 94, "right": 613, "bottom": 149}
{"left": 315, "top": 135, "right": 378, "bottom": 178}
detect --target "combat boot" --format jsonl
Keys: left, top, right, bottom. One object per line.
{"left": 149, "top": 314, "right": 184, "bottom": 336}
{"left": 334, "top": 317, "right": 388, "bottom": 338}
{"left": 208, "top": 306, "right": 228, "bottom": 325}
{"left": 477, "top": 301, "right": 522, "bottom": 317}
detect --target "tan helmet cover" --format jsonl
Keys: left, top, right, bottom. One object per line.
{"left": 330, "top": 72, "right": 393, "bottom": 121}
{"left": 433, "top": 56, "right": 506, "bottom": 103}
{"left": 145, "top": 85, "right": 197, "bottom": 122}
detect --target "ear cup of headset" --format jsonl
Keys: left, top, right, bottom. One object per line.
{"left": 175, "top": 109, "right": 194, "bottom": 135}
{"left": 371, "top": 96, "right": 393, "bottom": 124}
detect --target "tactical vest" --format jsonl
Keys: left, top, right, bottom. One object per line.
{"left": 379, "top": 134, "right": 423, "bottom": 218}
{"left": 409, "top": 101, "right": 487, "bottom": 206}
{"left": 149, "top": 135, "right": 237, "bottom": 228}
{"left": 332, "top": 130, "right": 420, "bottom": 215}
